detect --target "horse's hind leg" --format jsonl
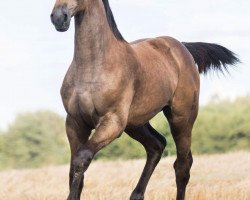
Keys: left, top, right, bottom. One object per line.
{"left": 125, "top": 123, "right": 166, "bottom": 200}
{"left": 163, "top": 89, "right": 199, "bottom": 200}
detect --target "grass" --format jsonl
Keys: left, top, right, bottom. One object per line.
{"left": 0, "top": 151, "right": 250, "bottom": 200}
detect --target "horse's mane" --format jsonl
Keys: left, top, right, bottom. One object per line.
{"left": 102, "top": 0, "right": 126, "bottom": 41}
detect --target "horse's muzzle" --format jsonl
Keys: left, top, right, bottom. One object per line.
{"left": 51, "top": 5, "right": 71, "bottom": 32}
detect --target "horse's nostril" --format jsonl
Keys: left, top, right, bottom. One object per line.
{"left": 64, "top": 13, "right": 68, "bottom": 22}
{"left": 50, "top": 13, "right": 54, "bottom": 19}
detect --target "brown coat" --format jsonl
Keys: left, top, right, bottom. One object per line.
{"left": 50, "top": 0, "right": 239, "bottom": 199}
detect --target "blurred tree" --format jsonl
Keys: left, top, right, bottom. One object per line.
{"left": 0, "top": 111, "right": 69, "bottom": 169}
{"left": 192, "top": 95, "right": 250, "bottom": 154}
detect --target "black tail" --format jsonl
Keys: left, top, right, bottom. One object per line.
{"left": 182, "top": 42, "right": 240, "bottom": 74}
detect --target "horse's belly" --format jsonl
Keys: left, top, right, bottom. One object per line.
{"left": 127, "top": 108, "right": 164, "bottom": 127}
{"left": 127, "top": 92, "right": 170, "bottom": 127}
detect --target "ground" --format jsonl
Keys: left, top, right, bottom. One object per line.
{"left": 0, "top": 152, "right": 250, "bottom": 200}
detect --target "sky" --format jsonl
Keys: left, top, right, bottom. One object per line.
{"left": 0, "top": 0, "right": 249, "bottom": 130}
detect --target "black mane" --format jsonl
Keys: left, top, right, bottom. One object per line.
{"left": 102, "top": 0, "right": 125, "bottom": 41}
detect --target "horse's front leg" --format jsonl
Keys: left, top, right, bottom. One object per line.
{"left": 67, "top": 113, "right": 126, "bottom": 200}
{"left": 66, "top": 115, "right": 92, "bottom": 200}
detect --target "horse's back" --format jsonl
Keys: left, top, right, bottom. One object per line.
{"left": 131, "top": 36, "right": 198, "bottom": 75}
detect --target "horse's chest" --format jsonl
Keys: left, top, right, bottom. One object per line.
{"left": 62, "top": 83, "right": 116, "bottom": 125}
{"left": 64, "top": 88, "right": 95, "bottom": 116}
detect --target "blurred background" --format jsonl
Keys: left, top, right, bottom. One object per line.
{"left": 0, "top": 0, "right": 249, "bottom": 170}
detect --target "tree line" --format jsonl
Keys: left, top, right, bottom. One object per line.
{"left": 0, "top": 96, "right": 249, "bottom": 170}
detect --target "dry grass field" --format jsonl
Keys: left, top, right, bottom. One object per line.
{"left": 0, "top": 152, "right": 250, "bottom": 200}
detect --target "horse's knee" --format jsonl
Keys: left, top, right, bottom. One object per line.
{"left": 156, "top": 140, "right": 166, "bottom": 156}
{"left": 157, "top": 136, "right": 167, "bottom": 153}
{"left": 147, "top": 141, "right": 165, "bottom": 160}
{"left": 73, "top": 149, "right": 94, "bottom": 173}
{"left": 146, "top": 123, "right": 167, "bottom": 153}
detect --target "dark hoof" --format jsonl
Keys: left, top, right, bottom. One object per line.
{"left": 130, "top": 193, "right": 144, "bottom": 200}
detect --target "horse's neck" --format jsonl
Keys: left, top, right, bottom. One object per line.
{"left": 73, "top": 1, "right": 118, "bottom": 72}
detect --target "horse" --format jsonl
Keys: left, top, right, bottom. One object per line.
{"left": 50, "top": 0, "right": 239, "bottom": 199}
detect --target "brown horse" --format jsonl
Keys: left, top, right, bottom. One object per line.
{"left": 50, "top": 0, "right": 239, "bottom": 199}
